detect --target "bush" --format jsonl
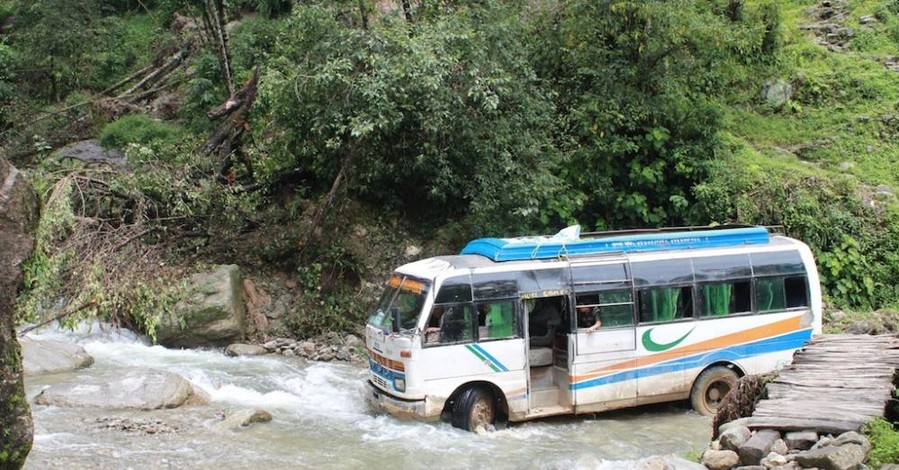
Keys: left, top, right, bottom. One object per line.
{"left": 864, "top": 418, "right": 899, "bottom": 468}
{"left": 98, "top": 114, "right": 183, "bottom": 148}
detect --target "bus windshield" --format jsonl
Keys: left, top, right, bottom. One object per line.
{"left": 367, "top": 274, "right": 430, "bottom": 332}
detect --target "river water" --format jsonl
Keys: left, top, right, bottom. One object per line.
{"left": 22, "top": 326, "right": 712, "bottom": 470}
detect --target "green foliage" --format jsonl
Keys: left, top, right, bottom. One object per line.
{"left": 255, "top": 2, "right": 571, "bottom": 235}
{"left": 98, "top": 114, "right": 184, "bottom": 148}
{"left": 5, "top": 1, "right": 170, "bottom": 102}
{"left": 864, "top": 418, "right": 899, "bottom": 468}
{"left": 528, "top": 0, "right": 785, "bottom": 228}
{"left": 817, "top": 235, "right": 876, "bottom": 309}
{"left": 285, "top": 255, "right": 366, "bottom": 337}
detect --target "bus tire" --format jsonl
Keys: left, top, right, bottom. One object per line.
{"left": 690, "top": 366, "right": 738, "bottom": 416}
{"left": 451, "top": 387, "right": 495, "bottom": 432}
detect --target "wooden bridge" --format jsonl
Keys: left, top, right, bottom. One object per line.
{"left": 743, "top": 334, "right": 899, "bottom": 434}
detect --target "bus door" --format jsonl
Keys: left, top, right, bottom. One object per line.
{"left": 518, "top": 266, "right": 572, "bottom": 413}
{"left": 568, "top": 259, "right": 638, "bottom": 409}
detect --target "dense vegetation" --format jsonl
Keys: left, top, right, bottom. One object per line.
{"left": 1, "top": 0, "right": 898, "bottom": 338}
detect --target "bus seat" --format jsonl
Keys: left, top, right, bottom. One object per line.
{"left": 529, "top": 347, "right": 553, "bottom": 367}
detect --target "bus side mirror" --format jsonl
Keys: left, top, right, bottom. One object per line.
{"left": 390, "top": 307, "right": 402, "bottom": 333}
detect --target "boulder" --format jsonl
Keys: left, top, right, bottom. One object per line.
{"left": 224, "top": 343, "right": 266, "bottom": 357}
{"left": 831, "top": 431, "right": 871, "bottom": 454}
{"left": 794, "top": 443, "right": 865, "bottom": 470}
{"left": 217, "top": 408, "right": 273, "bottom": 430}
{"left": 157, "top": 264, "right": 246, "bottom": 348}
{"left": 761, "top": 79, "right": 794, "bottom": 108}
{"left": 785, "top": 430, "right": 818, "bottom": 451}
{"left": 720, "top": 425, "right": 753, "bottom": 452}
{"left": 33, "top": 368, "right": 197, "bottom": 410}
{"left": 702, "top": 449, "right": 740, "bottom": 470}
{"left": 662, "top": 457, "right": 707, "bottom": 470}
{"left": 0, "top": 156, "right": 39, "bottom": 468}
{"left": 738, "top": 430, "right": 781, "bottom": 466}
{"left": 20, "top": 337, "right": 94, "bottom": 375}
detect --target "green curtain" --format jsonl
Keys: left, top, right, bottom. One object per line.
{"left": 702, "top": 283, "right": 732, "bottom": 317}
{"left": 486, "top": 303, "right": 513, "bottom": 337}
{"left": 647, "top": 288, "right": 680, "bottom": 322}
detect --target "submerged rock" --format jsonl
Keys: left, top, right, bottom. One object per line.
{"left": 33, "top": 368, "right": 198, "bottom": 410}
{"left": 217, "top": 408, "right": 273, "bottom": 430}
{"left": 20, "top": 337, "right": 94, "bottom": 376}
{"left": 225, "top": 343, "right": 266, "bottom": 357}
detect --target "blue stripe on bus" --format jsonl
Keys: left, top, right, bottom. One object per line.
{"left": 469, "top": 343, "right": 510, "bottom": 372}
{"left": 570, "top": 328, "right": 812, "bottom": 391}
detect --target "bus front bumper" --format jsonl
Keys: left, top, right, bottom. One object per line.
{"left": 365, "top": 381, "right": 441, "bottom": 422}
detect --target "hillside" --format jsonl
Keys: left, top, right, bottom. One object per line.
{"left": 0, "top": 0, "right": 897, "bottom": 340}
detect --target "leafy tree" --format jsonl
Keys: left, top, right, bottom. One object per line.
{"left": 254, "top": 3, "right": 573, "bottom": 236}
{"left": 529, "top": 0, "right": 783, "bottom": 229}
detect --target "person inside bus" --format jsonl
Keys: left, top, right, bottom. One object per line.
{"left": 425, "top": 306, "right": 444, "bottom": 343}
{"left": 577, "top": 305, "right": 602, "bottom": 333}
{"left": 528, "top": 299, "right": 561, "bottom": 348}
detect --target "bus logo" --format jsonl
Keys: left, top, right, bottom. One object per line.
{"left": 641, "top": 327, "right": 695, "bottom": 352}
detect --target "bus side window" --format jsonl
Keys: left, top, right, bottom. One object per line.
{"left": 424, "top": 304, "right": 475, "bottom": 346}
{"left": 756, "top": 276, "right": 809, "bottom": 312}
{"left": 699, "top": 281, "right": 751, "bottom": 317}
{"left": 785, "top": 276, "right": 809, "bottom": 308}
{"left": 638, "top": 286, "right": 693, "bottom": 323}
{"left": 756, "top": 278, "right": 785, "bottom": 312}
{"left": 598, "top": 290, "right": 634, "bottom": 327}
{"left": 476, "top": 301, "right": 517, "bottom": 341}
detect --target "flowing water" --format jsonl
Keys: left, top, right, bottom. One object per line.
{"left": 23, "top": 325, "right": 712, "bottom": 470}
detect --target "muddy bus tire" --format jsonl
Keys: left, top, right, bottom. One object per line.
{"left": 451, "top": 387, "right": 495, "bottom": 432}
{"left": 690, "top": 365, "right": 739, "bottom": 416}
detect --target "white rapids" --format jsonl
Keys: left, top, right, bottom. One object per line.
{"left": 22, "top": 324, "right": 712, "bottom": 470}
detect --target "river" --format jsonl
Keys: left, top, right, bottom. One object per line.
{"left": 22, "top": 326, "right": 712, "bottom": 469}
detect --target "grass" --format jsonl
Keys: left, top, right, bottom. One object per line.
{"left": 720, "top": 0, "right": 899, "bottom": 190}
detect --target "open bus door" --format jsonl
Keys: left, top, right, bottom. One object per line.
{"left": 521, "top": 291, "right": 573, "bottom": 416}
{"left": 568, "top": 259, "right": 639, "bottom": 411}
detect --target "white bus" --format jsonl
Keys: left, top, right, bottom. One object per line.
{"left": 365, "top": 226, "right": 822, "bottom": 432}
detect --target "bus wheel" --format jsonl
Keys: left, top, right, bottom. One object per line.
{"left": 690, "top": 366, "right": 738, "bottom": 416}
{"left": 451, "top": 387, "right": 495, "bottom": 432}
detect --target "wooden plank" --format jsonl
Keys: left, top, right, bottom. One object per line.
{"left": 747, "top": 334, "right": 899, "bottom": 436}
{"left": 742, "top": 417, "right": 870, "bottom": 434}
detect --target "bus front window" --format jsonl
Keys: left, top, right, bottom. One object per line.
{"left": 368, "top": 274, "right": 430, "bottom": 332}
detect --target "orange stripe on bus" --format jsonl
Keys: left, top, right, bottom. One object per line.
{"left": 570, "top": 315, "right": 803, "bottom": 383}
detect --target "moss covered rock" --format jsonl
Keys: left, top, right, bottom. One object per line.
{"left": 0, "top": 157, "right": 38, "bottom": 469}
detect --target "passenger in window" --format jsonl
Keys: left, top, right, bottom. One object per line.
{"left": 425, "top": 307, "right": 444, "bottom": 343}
{"left": 577, "top": 305, "right": 602, "bottom": 333}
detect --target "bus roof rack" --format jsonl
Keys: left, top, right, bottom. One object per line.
{"left": 460, "top": 225, "right": 771, "bottom": 262}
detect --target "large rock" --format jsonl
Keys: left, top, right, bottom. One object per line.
{"left": 33, "top": 368, "right": 197, "bottom": 410}
{"left": 225, "top": 343, "right": 266, "bottom": 357}
{"left": 20, "top": 337, "right": 94, "bottom": 376}
{"left": 720, "top": 425, "right": 752, "bottom": 452}
{"left": 662, "top": 457, "right": 707, "bottom": 470}
{"left": 0, "top": 156, "right": 38, "bottom": 468}
{"left": 738, "top": 429, "right": 781, "bottom": 466}
{"left": 760, "top": 79, "right": 793, "bottom": 108}
{"left": 157, "top": 264, "right": 246, "bottom": 348}
{"left": 702, "top": 449, "right": 740, "bottom": 470}
{"left": 794, "top": 443, "right": 866, "bottom": 470}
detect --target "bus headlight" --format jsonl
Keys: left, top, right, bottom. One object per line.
{"left": 394, "top": 377, "right": 406, "bottom": 392}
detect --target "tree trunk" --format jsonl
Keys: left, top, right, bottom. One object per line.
{"left": 0, "top": 157, "right": 38, "bottom": 469}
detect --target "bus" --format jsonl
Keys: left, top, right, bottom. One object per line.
{"left": 364, "top": 225, "right": 822, "bottom": 432}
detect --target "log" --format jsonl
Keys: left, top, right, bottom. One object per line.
{"left": 116, "top": 51, "right": 186, "bottom": 99}
{"left": 196, "top": 68, "right": 259, "bottom": 158}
